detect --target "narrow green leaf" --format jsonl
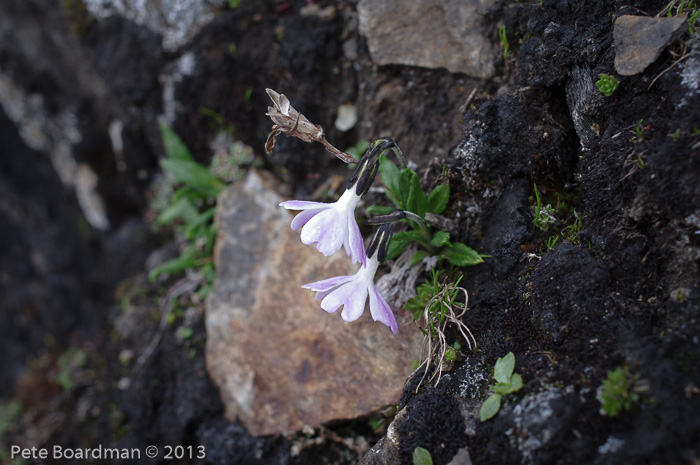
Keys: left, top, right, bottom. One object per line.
{"left": 494, "top": 352, "right": 516, "bottom": 384}
{"left": 412, "top": 446, "right": 433, "bottom": 465}
{"left": 184, "top": 206, "right": 217, "bottom": 239}
{"left": 408, "top": 250, "right": 428, "bottom": 266}
{"left": 440, "top": 242, "right": 484, "bottom": 267}
{"left": 386, "top": 230, "right": 424, "bottom": 261}
{"left": 160, "top": 159, "right": 225, "bottom": 198}
{"left": 160, "top": 121, "right": 193, "bottom": 161}
{"left": 427, "top": 184, "right": 450, "bottom": 214}
{"left": 430, "top": 231, "right": 451, "bottom": 247}
{"left": 149, "top": 256, "right": 197, "bottom": 281}
{"left": 398, "top": 168, "right": 413, "bottom": 209}
{"left": 157, "top": 197, "right": 200, "bottom": 225}
{"left": 366, "top": 205, "right": 395, "bottom": 216}
{"left": 479, "top": 394, "right": 502, "bottom": 422}
{"left": 171, "top": 185, "right": 200, "bottom": 203}
{"left": 406, "top": 170, "right": 428, "bottom": 217}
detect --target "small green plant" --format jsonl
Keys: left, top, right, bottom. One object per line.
{"left": 369, "top": 157, "right": 484, "bottom": 268}
{"left": 597, "top": 366, "right": 644, "bottom": 416}
{"left": 228, "top": 0, "right": 241, "bottom": 8}
{"left": 531, "top": 183, "right": 557, "bottom": 231}
{"left": 57, "top": 348, "right": 87, "bottom": 392}
{"left": 479, "top": 352, "right": 524, "bottom": 421}
{"left": 634, "top": 119, "right": 645, "bottom": 142}
{"left": 561, "top": 209, "right": 582, "bottom": 244}
{"left": 596, "top": 74, "right": 619, "bottom": 96}
{"left": 149, "top": 123, "right": 241, "bottom": 298}
{"left": 545, "top": 235, "right": 559, "bottom": 250}
{"left": 666, "top": 0, "right": 700, "bottom": 35}
{"left": 671, "top": 128, "right": 681, "bottom": 141}
{"left": 412, "top": 446, "right": 433, "bottom": 465}
{"left": 407, "top": 270, "right": 476, "bottom": 390}
{"left": 498, "top": 25, "right": 511, "bottom": 60}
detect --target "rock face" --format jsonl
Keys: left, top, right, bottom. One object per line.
{"left": 206, "top": 171, "right": 423, "bottom": 436}
{"left": 614, "top": 15, "right": 686, "bottom": 76}
{"left": 358, "top": 0, "right": 496, "bottom": 77}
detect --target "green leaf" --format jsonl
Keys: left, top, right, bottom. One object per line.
{"left": 178, "top": 327, "right": 194, "bottom": 340}
{"left": 379, "top": 155, "right": 400, "bottom": 192}
{"left": 378, "top": 155, "right": 402, "bottom": 207}
{"left": 160, "top": 158, "right": 225, "bottom": 198}
{"left": 412, "top": 446, "right": 433, "bottom": 465}
{"left": 508, "top": 373, "right": 524, "bottom": 393}
{"left": 494, "top": 352, "right": 516, "bottom": 384}
{"left": 409, "top": 250, "right": 428, "bottom": 266}
{"left": 491, "top": 381, "right": 513, "bottom": 395}
{"left": 398, "top": 168, "right": 412, "bottom": 209}
{"left": 184, "top": 206, "right": 217, "bottom": 239}
{"left": 427, "top": 184, "right": 450, "bottom": 214}
{"left": 160, "top": 122, "right": 193, "bottom": 161}
{"left": 440, "top": 242, "right": 484, "bottom": 267}
{"left": 386, "top": 230, "right": 424, "bottom": 261}
{"left": 157, "top": 197, "right": 200, "bottom": 225}
{"left": 406, "top": 170, "right": 428, "bottom": 217}
{"left": 366, "top": 205, "right": 396, "bottom": 216}
{"left": 149, "top": 256, "right": 198, "bottom": 281}
{"left": 479, "top": 394, "right": 502, "bottom": 422}
{"left": 430, "top": 231, "right": 451, "bottom": 247}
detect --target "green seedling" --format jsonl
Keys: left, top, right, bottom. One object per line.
{"left": 596, "top": 74, "right": 619, "bottom": 97}
{"left": 480, "top": 352, "right": 524, "bottom": 421}
{"left": 57, "top": 348, "right": 87, "bottom": 392}
{"left": 597, "top": 366, "right": 645, "bottom": 416}
{"left": 498, "top": 25, "right": 511, "bottom": 60}
{"left": 370, "top": 157, "right": 484, "bottom": 268}
{"left": 634, "top": 119, "right": 645, "bottom": 142}
{"left": 412, "top": 447, "right": 433, "bottom": 465}
{"left": 531, "top": 183, "right": 557, "bottom": 231}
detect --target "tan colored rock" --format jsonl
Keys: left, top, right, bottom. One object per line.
{"left": 206, "top": 171, "right": 423, "bottom": 436}
{"left": 614, "top": 15, "right": 686, "bottom": 76}
{"left": 358, "top": 0, "right": 496, "bottom": 77}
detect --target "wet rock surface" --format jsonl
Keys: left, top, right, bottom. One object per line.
{"left": 1, "top": 0, "right": 699, "bottom": 464}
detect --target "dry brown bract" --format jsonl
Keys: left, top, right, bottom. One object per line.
{"left": 265, "top": 88, "right": 355, "bottom": 163}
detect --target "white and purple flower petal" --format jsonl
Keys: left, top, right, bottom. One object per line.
{"left": 368, "top": 286, "right": 398, "bottom": 334}
{"left": 280, "top": 185, "right": 366, "bottom": 265}
{"left": 302, "top": 255, "right": 397, "bottom": 333}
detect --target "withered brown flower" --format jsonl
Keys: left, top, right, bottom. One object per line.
{"left": 264, "top": 88, "right": 355, "bottom": 163}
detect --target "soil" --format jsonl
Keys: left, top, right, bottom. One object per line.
{"left": 1, "top": 0, "right": 699, "bottom": 464}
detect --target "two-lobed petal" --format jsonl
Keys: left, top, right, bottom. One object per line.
{"left": 280, "top": 188, "right": 365, "bottom": 265}
{"left": 302, "top": 256, "right": 397, "bottom": 333}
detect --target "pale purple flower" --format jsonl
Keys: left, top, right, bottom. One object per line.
{"left": 302, "top": 254, "right": 398, "bottom": 334}
{"left": 280, "top": 184, "right": 366, "bottom": 265}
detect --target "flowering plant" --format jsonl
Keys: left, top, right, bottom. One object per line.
{"left": 265, "top": 89, "right": 482, "bottom": 335}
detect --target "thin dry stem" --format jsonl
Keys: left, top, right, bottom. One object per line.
{"left": 411, "top": 283, "right": 476, "bottom": 393}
